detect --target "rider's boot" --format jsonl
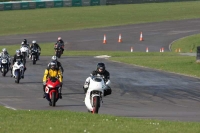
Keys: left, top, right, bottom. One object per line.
{"left": 59, "top": 93, "right": 62, "bottom": 99}
{"left": 43, "top": 85, "right": 46, "bottom": 98}
{"left": 43, "top": 93, "right": 46, "bottom": 98}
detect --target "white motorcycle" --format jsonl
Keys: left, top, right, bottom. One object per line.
{"left": 84, "top": 75, "right": 111, "bottom": 114}
{"left": 12, "top": 61, "right": 24, "bottom": 83}
{"left": 20, "top": 45, "right": 29, "bottom": 66}
{"left": 0, "top": 54, "right": 10, "bottom": 77}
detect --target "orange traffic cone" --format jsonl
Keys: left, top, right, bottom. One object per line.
{"left": 140, "top": 32, "right": 144, "bottom": 41}
{"left": 118, "top": 34, "right": 122, "bottom": 43}
{"left": 103, "top": 34, "right": 107, "bottom": 44}
{"left": 146, "top": 47, "right": 148, "bottom": 52}
{"left": 131, "top": 47, "right": 133, "bottom": 52}
{"left": 162, "top": 47, "right": 164, "bottom": 52}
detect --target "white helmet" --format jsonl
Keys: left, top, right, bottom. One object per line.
{"left": 21, "top": 41, "right": 24, "bottom": 45}
{"left": 2, "top": 48, "right": 7, "bottom": 52}
{"left": 52, "top": 56, "right": 57, "bottom": 61}
{"left": 16, "top": 50, "right": 21, "bottom": 56}
{"left": 32, "top": 40, "right": 36, "bottom": 44}
{"left": 58, "top": 37, "right": 61, "bottom": 41}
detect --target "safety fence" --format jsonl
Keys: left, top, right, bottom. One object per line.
{"left": 106, "top": 0, "right": 200, "bottom": 5}
{"left": 0, "top": 0, "right": 106, "bottom": 10}
{"left": 0, "top": 0, "right": 199, "bottom": 11}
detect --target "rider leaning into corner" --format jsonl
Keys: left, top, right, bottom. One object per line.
{"left": 83, "top": 62, "right": 112, "bottom": 96}
{"left": 43, "top": 61, "right": 63, "bottom": 99}
{"left": 54, "top": 37, "right": 65, "bottom": 54}
{"left": 0, "top": 48, "right": 11, "bottom": 69}
{"left": 29, "top": 40, "right": 41, "bottom": 60}
{"left": 11, "top": 50, "right": 26, "bottom": 78}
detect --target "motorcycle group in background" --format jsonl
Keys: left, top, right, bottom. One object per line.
{"left": 0, "top": 39, "right": 42, "bottom": 83}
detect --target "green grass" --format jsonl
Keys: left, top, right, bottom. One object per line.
{"left": 111, "top": 53, "right": 200, "bottom": 77}
{"left": 0, "top": 106, "right": 200, "bottom": 133}
{"left": 171, "top": 34, "right": 200, "bottom": 53}
{"left": 1, "top": 1, "right": 200, "bottom": 36}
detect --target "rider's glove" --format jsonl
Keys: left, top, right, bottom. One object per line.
{"left": 84, "top": 84, "right": 88, "bottom": 89}
{"left": 84, "top": 82, "right": 89, "bottom": 89}
{"left": 43, "top": 81, "right": 46, "bottom": 85}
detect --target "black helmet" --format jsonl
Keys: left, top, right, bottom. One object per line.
{"left": 23, "top": 39, "right": 27, "bottom": 44}
{"left": 50, "top": 61, "right": 57, "bottom": 70}
{"left": 97, "top": 62, "right": 105, "bottom": 73}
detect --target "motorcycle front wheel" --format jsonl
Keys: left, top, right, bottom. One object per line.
{"left": 51, "top": 92, "right": 56, "bottom": 107}
{"left": 33, "top": 55, "right": 36, "bottom": 65}
{"left": 15, "top": 70, "right": 20, "bottom": 83}
{"left": 56, "top": 51, "right": 61, "bottom": 58}
{"left": 2, "top": 66, "right": 6, "bottom": 77}
{"left": 92, "top": 96, "right": 100, "bottom": 114}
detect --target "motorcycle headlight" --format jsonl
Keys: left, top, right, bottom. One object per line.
{"left": 2, "top": 59, "right": 7, "bottom": 63}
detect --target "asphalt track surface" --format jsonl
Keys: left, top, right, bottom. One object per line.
{"left": 1, "top": 18, "right": 200, "bottom": 122}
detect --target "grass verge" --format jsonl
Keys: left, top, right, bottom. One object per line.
{"left": 171, "top": 34, "right": 200, "bottom": 53}
{"left": 0, "top": 106, "right": 200, "bottom": 133}
{"left": 1, "top": 1, "right": 200, "bottom": 36}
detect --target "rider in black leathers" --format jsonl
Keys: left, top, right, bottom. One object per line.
{"left": 54, "top": 37, "right": 64, "bottom": 54}
{"left": 30, "top": 40, "right": 41, "bottom": 60}
{"left": 21, "top": 39, "right": 29, "bottom": 47}
{"left": 83, "top": 62, "right": 112, "bottom": 96}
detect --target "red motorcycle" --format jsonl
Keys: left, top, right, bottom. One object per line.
{"left": 45, "top": 77, "right": 61, "bottom": 106}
